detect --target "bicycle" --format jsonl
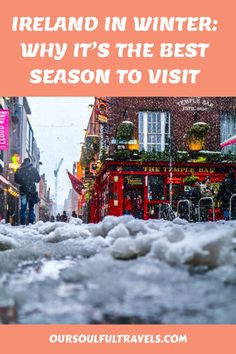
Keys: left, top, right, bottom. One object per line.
{"left": 177, "top": 197, "right": 199, "bottom": 222}
{"left": 159, "top": 203, "right": 176, "bottom": 221}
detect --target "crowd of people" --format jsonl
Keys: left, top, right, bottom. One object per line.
{"left": 183, "top": 171, "right": 236, "bottom": 221}
{"left": 12, "top": 156, "right": 236, "bottom": 224}
{"left": 216, "top": 171, "right": 236, "bottom": 219}
{"left": 123, "top": 172, "right": 236, "bottom": 221}
{"left": 124, "top": 194, "right": 144, "bottom": 219}
{"left": 42, "top": 210, "right": 79, "bottom": 223}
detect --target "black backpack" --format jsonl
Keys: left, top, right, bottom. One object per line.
{"left": 15, "top": 166, "right": 37, "bottom": 186}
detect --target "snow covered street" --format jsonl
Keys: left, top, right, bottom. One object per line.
{"left": 1, "top": 216, "right": 236, "bottom": 324}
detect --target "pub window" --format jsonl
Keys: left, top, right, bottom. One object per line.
{"left": 220, "top": 111, "right": 236, "bottom": 154}
{"left": 26, "top": 122, "right": 30, "bottom": 155}
{"left": 166, "top": 184, "right": 183, "bottom": 201}
{"left": 138, "top": 111, "right": 170, "bottom": 152}
{"left": 11, "top": 117, "right": 20, "bottom": 151}
{"left": 148, "top": 176, "right": 164, "bottom": 200}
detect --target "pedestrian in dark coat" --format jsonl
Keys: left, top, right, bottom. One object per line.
{"left": 50, "top": 215, "right": 55, "bottom": 222}
{"left": 189, "top": 181, "right": 201, "bottom": 221}
{"left": 71, "top": 210, "right": 78, "bottom": 218}
{"left": 135, "top": 195, "right": 143, "bottom": 219}
{"left": 217, "top": 171, "right": 236, "bottom": 220}
{"left": 190, "top": 181, "right": 201, "bottom": 205}
{"left": 15, "top": 158, "right": 40, "bottom": 225}
{"left": 60, "top": 211, "right": 68, "bottom": 222}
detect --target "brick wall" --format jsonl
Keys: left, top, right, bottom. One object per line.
{"left": 106, "top": 97, "right": 236, "bottom": 152}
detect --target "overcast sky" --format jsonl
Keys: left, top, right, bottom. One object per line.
{"left": 27, "top": 97, "right": 94, "bottom": 209}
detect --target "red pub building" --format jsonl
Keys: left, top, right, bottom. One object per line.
{"left": 80, "top": 97, "right": 236, "bottom": 222}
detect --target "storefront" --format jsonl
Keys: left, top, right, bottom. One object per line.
{"left": 0, "top": 174, "right": 19, "bottom": 223}
{"left": 90, "top": 160, "right": 236, "bottom": 222}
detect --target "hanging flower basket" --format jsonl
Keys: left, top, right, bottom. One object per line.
{"left": 127, "top": 140, "right": 139, "bottom": 151}
{"left": 187, "top": 122, "right": 209, "bottom": 140}
{"left": 116, "top": 121, "right": 134, "bottom": 143}
{"left": 187, "top": 122, "right": 209, "bottom": 151}
{"left": 188, "top": 139, "right": 203, "bottom": 151}
{"left": 114, "top": 149, "right": 131, "bottom": 160}
{"left": 183, "top": 175, "right": 199, "bottom": 185}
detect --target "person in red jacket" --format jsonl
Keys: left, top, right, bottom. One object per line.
{"left": 124, "top": 194, "right": 132, "bottom": 215}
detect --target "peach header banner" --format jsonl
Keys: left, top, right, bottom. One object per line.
{"left": 0, "top": 0, "right": 235, "bottom": 96}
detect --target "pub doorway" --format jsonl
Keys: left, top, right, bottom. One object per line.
{"left": 124, "top": 188, "right": 144, "bottom": 219}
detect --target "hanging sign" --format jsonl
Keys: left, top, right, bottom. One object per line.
{"left": 76, "top": 162, "right": 83, "bottom": 179}
{"left": 97, "top": 114, "right": 108, "bottom": 123}
{"left": 90, "top": 162, "right": 98, "bottom": 174}
{"left": 167, "top": 177, "right": 182, "bottom": 184}
{"left": 0, "top": 110, "right": 9, "bottom": 151}
{"left": 124, "top": 175, "right": 144, "bottom": 186}
{"left": 96, "top": 99, "right": 108, "bottom": 123}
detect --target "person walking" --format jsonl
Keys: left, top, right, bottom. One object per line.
{"left": 71, "top": 210, "right": 78, "bottom": 218}
{"left": 200, "top": 176, "right": 214, "bottom": 221}
{"left": 201, "top": 176, "right": 214, "bottom": 198}
{"left": 14, "top": 157, "right": 40, "bottom": 225}
{"left": 124, "top": 194, "right": 132, "bottom": 215}
{"left": 188, "top": 180, "right": 202, "bottom": 221}
{"left": 217, "top": 171, "right": 236, "bottom": 220}
{"left": 135, "top": 195, "right": 143, "bottom": 219}
{"left": 50, "top": 215, "right": 55, "bottom": 222}
{"left": 190, "top": 180, "right": 202, "bottom": 205}
{"left": 60, "top": 211, "right": 68, "bottom": 222}
{"left": 56, "top": 213, "right": 61, "bottom": 221}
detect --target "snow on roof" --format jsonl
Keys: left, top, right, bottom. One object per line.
{"left": 122, "top": 120, "right": 134, "bottom": 124}
{"left": 193, "top": 122, "right": 209, "bottom": 126}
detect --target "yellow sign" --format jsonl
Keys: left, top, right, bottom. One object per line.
{"left": 9, "top": 154, "right": 21, "bottom": 172}
{"left": 76, "top": 162, "right": 83, "bottom": 179}
{"left": 98, "top": 114, "right": 108, "bottom": 123}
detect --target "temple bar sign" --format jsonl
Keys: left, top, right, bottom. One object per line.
{"left": 143, "top": 166, "right": 215, "bottom": 173}
{"left": 176, "top": 98, "right": 214, "bottom": 111}
{"left": 111, "top": 164, "right": 235, "bottom": 174}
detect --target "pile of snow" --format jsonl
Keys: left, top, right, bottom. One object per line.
{"left": 43, "top": 224, "right": 91, "bottom": 243}
{"left": 0, "top": 234, "right": 19, "bottom": 251}
{"left": 0, "top": 216, "right": 236, "bottom": 324}
{"left": 91, "top": 216, "right": 233, "bottom": 268}
{"left": 0, "top": 216, "right": 235, "bottom": 272}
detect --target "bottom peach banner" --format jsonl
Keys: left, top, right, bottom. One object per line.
{"left": 0, "top": 325, "right": 235, "bottom": 354}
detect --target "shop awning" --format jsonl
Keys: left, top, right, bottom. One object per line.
{"left": 0, "top": 174, "right": 19, "bottom": 196}
{"left": 220, "top": 135, "right": 236, "bottom": 148}
{"left": 0, "top": 174, "right": 10, "bottom": 186}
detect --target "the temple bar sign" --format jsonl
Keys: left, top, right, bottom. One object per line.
{"left": 143, "top": 166, "right": 215, "bottom": 173}
{"left": 176, "top": 98, "right": 214, "bottom": 111}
